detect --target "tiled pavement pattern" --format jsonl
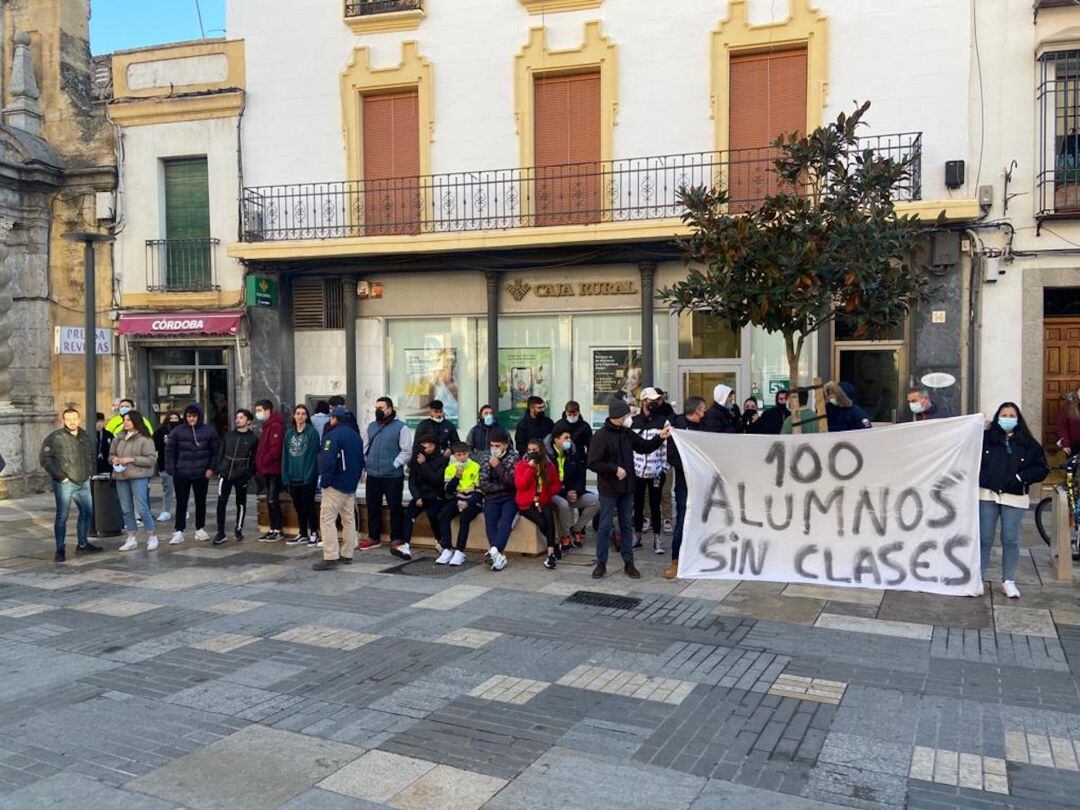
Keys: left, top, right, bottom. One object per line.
{"left": 2, "top": 493, "right": 1080, "bottom": 807}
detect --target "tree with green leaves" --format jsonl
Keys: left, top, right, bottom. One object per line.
{"left": 660, "top": 102, "right": 929, "bottom": 421}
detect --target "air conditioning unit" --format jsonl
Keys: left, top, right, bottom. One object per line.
{"left": 95, "top": 191, "right": 116, "bottom": 222}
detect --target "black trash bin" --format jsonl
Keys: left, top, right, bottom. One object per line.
{"left": 90, "top": 474, "right": 123, "bottom": 537}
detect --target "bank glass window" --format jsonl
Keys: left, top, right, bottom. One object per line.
{"left": 386, "top": 318, "right": 484, "bottom": 429}
{"left": 678, "top": 312, "right": 741, "bottom": 359}
{"left": 150, "top": 348, "right": 231, "bottom": 435}
{"left": 833, "top": 317, "right": 906, "bottom": 424}
{"left": 749, "top": 326, "right": 811, "bottom": 407}
{"left": 497, "top": 315, "right": 572, "bottom": 430}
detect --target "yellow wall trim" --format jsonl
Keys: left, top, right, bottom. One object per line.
{"left": 107, "top": 91, "right": 245, "bottom": 127}
{"left": 345, "top": 6, "right": 425, "bottom": 34}
{"left": 229, "top": 218, "right": 685, "bottom": 263}
{"left": 711, "top": 0, "right": 828, "bottom": 154}
{"left": 111, "top": 39, "right": 245, "bottom": 100}
{"left": 340, "top": 40, "right": 435, "bottom": 185}
{"left": 120, "top": 290, "right": 244, "bottom": 309}
{"left": 514, "top": 20, "right": 618, "bottom": 170}
{"left": 519, "top": 0, "right": 604, "bottom": 13}
{"left": 895, "top": 199, "right": 981, "bottom": 222}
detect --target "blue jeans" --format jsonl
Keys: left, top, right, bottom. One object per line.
{"left": 483, "top": 498, "right": 517, "bottom": 553}
{"left": 53, "top": 479, "right": 92, "bottom": 551}
{"left": 597, "top": 491, "right": 635, "bottom": 565}
{"left": 117, "top": 477, "right": 155, "bottom": 534}
{"left": 672, "top": 467, "right": 688, "bottom": 562}
{"left": 979, "top": 499, "right": 1025, "bottom": 582}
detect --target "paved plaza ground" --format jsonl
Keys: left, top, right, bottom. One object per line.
{"left": 1, "top": 490, "right": 1080, "bottom": 809}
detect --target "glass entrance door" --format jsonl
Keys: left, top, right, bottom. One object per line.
{"left": 150, "top": 348, "right": 231, "bottom": 434}
{"left": 680, "top": 365, "right": 739, "bottom": 407}
{"left": 836, "top": 346, "right": 903, "bottom": 424}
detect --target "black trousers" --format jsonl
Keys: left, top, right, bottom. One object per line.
{"left": 289, "top": 480, "right": 318, "bottom": 536}
{"left": 403, "top": 497, "right": 443, "bottom": 544}
{"left": 634, "top": 473, "right": 665, "bottom": 533}
{"left": 263, "top": 473, "right": 284, "bottom": 530}
{"left": 175, "top": 477, "right": 208, "bottom": 531}
{"left": 439, "top": 498, "right": 483, "bottom": 551}
{"left": 520, "top": 503, "right": 558, "bottom": 551}
{"left": 367, "top": 475, "right": 405, "bottom": 541}
{"left": 216, "top": 479, "right": 248, "bottom": 534}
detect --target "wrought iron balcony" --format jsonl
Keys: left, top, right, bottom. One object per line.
{"left": 146, "top": 238, "right": 220, "bottom": 292}
{"left": 344, "top": 0, "right": 422, "bottom": 16}
{"left": 240, "top": 133, "right": 922, "bottom": 243}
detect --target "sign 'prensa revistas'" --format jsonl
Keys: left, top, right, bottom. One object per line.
{"left": 672, "top": 416, "right": 985, "bottom": 597}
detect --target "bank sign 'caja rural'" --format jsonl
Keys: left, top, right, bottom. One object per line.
{"left": 672, "top": 416, "right": 985, "bottom": 597}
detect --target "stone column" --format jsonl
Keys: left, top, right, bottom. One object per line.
{"left": 639, "top": 261, "right": 656, "bottom": 385}
{"left": 0, "top": 236, "right": 12, "bottom": 405}
{"left": 485, "top": 271, "right": 500, "bottom": 409}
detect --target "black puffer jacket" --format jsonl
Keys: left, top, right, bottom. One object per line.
{"left": 408, "top": 448, "right": 449, "bottom": 501}
{"left": 215, "top": 429, "right": 259, "bottom": 484}
{"left": 466, "top": 422, "right": 501, "bottom": 454}
{"left": 166, "top": 405, "right": 220, "bottom": 480}
{"left": 704, "top": 402, "right": 741, "bottom": 434}
{"left": 667, "top": 413, "right": 709, "bottom": 472}
{"left": 551, "top": 413, "right": 592, "bottom": 459}
{"left": 978, "top": 426, "right": 1049, "bottom": 497}
{"left": 587, "top": 420, "right": 665, "bottom": 497}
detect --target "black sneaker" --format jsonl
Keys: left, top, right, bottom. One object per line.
{"left": 234, "top": 531, "right": 243, "bottom": 543}
{"left": 338, "top": 555, "right": 354, "bottom": 565}
{"left": 75, "top": 542, "right": 102, "bottom": 554}
{"left": 632, "top": 537, "right": 643, "bottom": 550}
{"left": 592, "top": 562, "right": 606, "bottom": 579}
{"left": 212, "top": 531, "right": 227, "bottom": 546}
{"left": 544, "top": 554, "right": 557, "bottom": 570}
{"left": 54, "top": 549, "right": 66, "bottom": 563}
{"left": 258, "top": 530, "right": 281, "bottom": 542}
{"left": 312, "top": 559, "right": 338, "bottom": 571}
{"left": 284, "top": 534, "right": 307, "bottom": 546}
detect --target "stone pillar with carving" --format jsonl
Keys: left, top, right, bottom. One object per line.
{"left": 0, "top": 234, "right": 12, "bottom": 407}
{"left": 4, "top": 31, "right": 42, "bottom": 136}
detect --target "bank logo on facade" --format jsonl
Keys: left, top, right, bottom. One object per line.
{"left": 506, "top": 278, "right": 531, "bottom": 302}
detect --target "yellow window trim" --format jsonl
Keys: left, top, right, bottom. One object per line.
{"left": 344, "top": 5, "right": 425, "bottom": 35}
{"left": 111, "top": 39, "right": 245, "bottom": 100}
{"left": 340, "top": 40, "right": 435, "bottom": 185}
{"left": 518, "top": 0, "right": 603, "bottom": 13}
{"left": 514, "top": 20, "right": 618, "bottom": 170}
{"left": 710, "top": 0, "right": 828, "bottom": 154}
{"left": 119, "top": 291, "right": 243, "bottom": 309}
{"left": 107, "top": 91, "right": 245, "bottom": 127}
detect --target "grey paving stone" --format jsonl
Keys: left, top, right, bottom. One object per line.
{"left": 803, "top": 762, "right": 909, "bottom": 809}
{"left": 689, "top": 777, "right": 847, "bottom": 809}
{"left": 818, "top": 732, "right": 913, "bottom": 777}
{"left": 0, "top": 771, "right": 180, "bottom": 809}
{"left": 278, "top": 787, "right": 389, "bottom": 809}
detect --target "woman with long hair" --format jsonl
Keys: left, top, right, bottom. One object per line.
{"left": 1057, "top": 386, "right": 1080, "bottom": 455}
{"left": 513, "top": 438, "right": 562, "bottom": 570}
{"left": 978, "top": 402, "right": 1049, "bottom": 599}
{"left": 282, "top": 404, "right": 321, "bottom": 546}
{"left": 109, "top": 409, "right": 160, "bottom": 552}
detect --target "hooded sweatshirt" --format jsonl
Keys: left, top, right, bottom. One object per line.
{"left": 704, "top": 383, "right": 741, "bottom": 434}
{"left": 282, "top": 422, "right": 321, "bottom": 485}
{"left": 166, "top": 405, "right": 220, "bottom": 480}
{"left": 748, "top": 391, "right": 789, "bottom": 435}
{"left": 825, "top": 381, "right": 873, "bottom": 432}
{"left": 255, "top": 410, "right": 286, "bottom": 476}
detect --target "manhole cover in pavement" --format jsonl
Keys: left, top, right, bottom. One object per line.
{"left": 380, "top": 557, "right": 479, "bottom": 578}
{"left": 563, "top": 591, "right": 642, "bottom": 610}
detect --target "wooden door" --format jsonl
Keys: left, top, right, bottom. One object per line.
{"left": 1044, "top": 317, "right": 1080, "bottom": 447}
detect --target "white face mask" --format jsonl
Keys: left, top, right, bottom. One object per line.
{"left": 255, "top": 411, "right": 267, "bottom": 422}
{"left": 622, "top": 415, "right": 633, "bottom": 428}
{"left": 567, "top": 414, "right": 579, "bottom": 424}
{"left": 431, "top": 415, "right": 444, "bottom": 423}
{"left": 908, "top": 401, "right": 923, "bottom": 414}
{"left": 828, "top": 397, "right": 838, "bottom": 407}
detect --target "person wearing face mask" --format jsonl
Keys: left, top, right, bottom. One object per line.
{"left": 437, "top": 442, "right": 484, "bottom": 565}
{"left": 823, "top": 381, "right": 873, "bottom": 432}
{"left": 704, "top": 384, "right": 742, "bottom": 434}
{"left": 549, "top": 427, "right": 598, "bottom": 552}
{"left": 740, "top": 399, "right": 760, "bottom": 432}
{"left": 514, "top": 439, "right": 563, "bottom": 570}
{"left": 166, "top": 404, "right": 220, "bottom": 545}
{"left": 363, "top": 396, "right": 412, "bottom": 552}
{"left": 631, "top": 387, "right": 671, "bottom": 556}
{"left": 748, "top": 390, "right": 789, "bottom": 435}
{"left": 399, "top": 432, "right": 448, "bottom": 562}
{"left": 213, "top": 409, "right": 259, "bottom": 545}
{"left": 514, "top": 396, "right": 554, "bottom": 456}
{"left": 905, "top": 386, "right": 951, "bottom": 422}
{"left": 551, "top": 400, "right": 592, "bottom": 461}
{"left": 252, "top": 399, "right": 286, "bottom": 541}
{"left": 110, "top": 410, "right": 159, "bottom": 552}
{"left": 587, "top": 398, "right": 671, "bottom": 579}
{"left": 415, "top": 400, "right": 460, "bottom": 456}
{"left": 466, "top": 404, "right": 501, "bottom": 455}
{"left": 478, "top": 429, "right": 519, "bottom": 572}
{"left": 105, "top": 398, "right": 154, "bottom": 436}
{"left": 154, "top": 411, "right": 182, "bottom": 521}
{"left": 978, "top": 403, "right": 1048, "bottom": 599}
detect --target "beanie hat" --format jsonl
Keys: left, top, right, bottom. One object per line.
{"left": 608, "top": 398, "right": 631, "bottom": 420}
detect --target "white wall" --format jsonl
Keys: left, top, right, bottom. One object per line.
{"left": 116, "top": 116, "right": 244, "bottom": 295}
{"left": 294, "top": 329, "right": 348, "bottom": 402}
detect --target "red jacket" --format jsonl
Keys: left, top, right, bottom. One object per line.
{"left": 514, "top": 458, "right": 562, "bottom": 510}
{"left": 255, "top": 410, "right": 286, "bottom": 475}
{"left": 1058, "top": 405, "right": 1080, "bottom": 452}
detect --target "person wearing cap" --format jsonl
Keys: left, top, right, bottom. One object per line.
{"left": 651, "top": 390, "right": 677, "bottom": 537}
{"left": 631, "top": 387, "right": 671, "bottom": 556}
{"left": 398, "top": 430, "right": 449, "bottom": 561}
{"left": 704, "top": 384, "right": 741, "bottom": 434}
{"left": 478, "top": 428, "right": 519, "bottom": 572}
{"left": 415, "top": 400, "right": 460, "bottom": 456}
{"left": 587, "top": 398, "right": 671, "bottom": 579}
{"left": 437, "top": 441, "right": 483, "bottom": 565}
{"left": 314, "top": 407, "right": 365, "bottom": 570}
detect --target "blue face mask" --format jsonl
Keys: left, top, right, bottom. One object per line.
{"left": 999, "top": 417, "right": 1018, "bottom": 432}
{"left": 483, "top": 414, "right": 495, "bottom": 426}
{"left": 119, "top": 407, "right": 131, "bottom": 416}
{"left": 561, "top": 440, "right": 572, "bottom": 451}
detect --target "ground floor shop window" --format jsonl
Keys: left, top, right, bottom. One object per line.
{"left": 149, "top": 347, "right": 232, "bottom": 434}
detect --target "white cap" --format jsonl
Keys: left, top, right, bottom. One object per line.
{"left": 713, "top": 383, "right": 733, "bottom": 406}
{"left": 641, "top": 387, "right": 662, "bottom": 402}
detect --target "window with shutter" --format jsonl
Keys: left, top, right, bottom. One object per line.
{"left": 362, "top": 90, "right": 421, "bottom": 235}
{"left": 292, "top": 279, "right": 345, "bottom": 330}
{"left": 163, "top": 158, "right": 212, "bottom": 290}
{"left": 533, "top": 72, "right": 601, "bottom": 226}
{"left": 728, "top": 48, "right": 807, "bottom": 209}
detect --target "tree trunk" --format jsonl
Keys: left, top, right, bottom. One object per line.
{"left": 784, "top": 331, "right": 802, "bottom": 434}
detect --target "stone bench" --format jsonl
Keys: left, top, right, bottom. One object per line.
{"left": 256, "top": 488, "right": 544, "bottom": 556}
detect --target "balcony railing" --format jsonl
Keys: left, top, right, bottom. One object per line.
{"left": 146, "top": 238, "right": 220, "bottom": 292}
{"left": 240, "top": 133, "right": 922, "bottom": 243}
{"left": 344, "top": 0, "right": 422, "bottom": 16}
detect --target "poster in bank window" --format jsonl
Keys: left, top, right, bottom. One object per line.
{"left": 498, "top": 347, "right": 551, "bottom": 431}
{"left": 402, "top": 348, "right": 459, "bottom": 427}
{"left": 590, "top": 348, "right": 643, "bottom": 427}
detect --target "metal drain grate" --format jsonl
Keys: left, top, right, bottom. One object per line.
{"left": 563, "top": 591, "right": 643, "bottom": 610}
{"left": 380, "top": 557, "right": 478, "bottom": 578}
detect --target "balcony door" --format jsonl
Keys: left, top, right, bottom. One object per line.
{"left": 534, "top": 72, "right": 602, "bottom": 226}
{"left": 362, "top": 90, "right": 421, "bottom": 236}
{"left": 163, "top": 158, "right": 211, "bottom": 291}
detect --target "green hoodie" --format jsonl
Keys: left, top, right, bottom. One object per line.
{"left": 282, "top": 424, "right": 320, "bottom": 485}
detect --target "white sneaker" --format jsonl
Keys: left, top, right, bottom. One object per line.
{"left": 156, "top": 512, "right": 171, "bottom": 522}
{"left": 118, "top": 536, "right": 138, "bottom": 552}
{"left": 662, "top": 518, "right": 673, "bottom": 535}
{"left": 449, "top": 550, "right": 466, "bottom": 566}
{"left": 1001, "top": 580, "right": 1021, "bottom": 599}
{"left": 169, "top": 531, "right": 185, "bottom": 545}
{"left": 653, "top": 536, "right": 664, "bottom": 555}
{"left": 485, "top": 546, "right": 496, "bottom": 564}
{"left": 642, "top": 518, "right": 652, "bottom": 533}
{"left": 146, "top": 535, "right": 159, "bottom": 551}
{"left": 194, "top": 529, "right": 210, "bottom": 542}
{"left": 435, "top": 548, "right": 453, "bottom": 565}
{"left": 490, "top": 550, "right": 508, "bottom": 571}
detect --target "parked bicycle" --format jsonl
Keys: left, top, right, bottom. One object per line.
{"left": 1034, "top": 454, "right": 1080, "bottom": 560}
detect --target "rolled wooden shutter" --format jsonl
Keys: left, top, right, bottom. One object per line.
{"left": 534, "top": 72, "right": 601, "bottom": 225}
{"left": 163, "top": 158, "right": 211, "bottom": 289}
{"left": 362, "top": 90, "right": 420, "bottom": 235}
{"left": 728, "top": 48, "right": 807, "bottom": 208}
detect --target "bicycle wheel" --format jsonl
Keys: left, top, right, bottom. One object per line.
{"left": 1035, "top": 496, "right": 1054, "bottom": 547}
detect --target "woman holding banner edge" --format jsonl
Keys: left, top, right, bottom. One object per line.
{"left": 978, "top": 402, "right": 1048, "bottom": 599}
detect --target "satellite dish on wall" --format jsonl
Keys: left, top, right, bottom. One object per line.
{"left": 921, "top": 372, "right": 956, "bottom": 389}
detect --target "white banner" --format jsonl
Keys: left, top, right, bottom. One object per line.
{"left": 673, "top": 415, "right": 985, "bottom": 597}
